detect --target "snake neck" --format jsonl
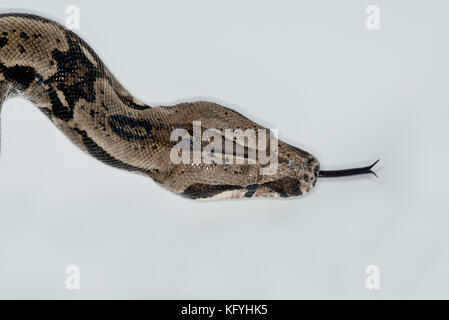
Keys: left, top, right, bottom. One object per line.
{"left": 0, "top": 13, "right": 158, "bottom": 174}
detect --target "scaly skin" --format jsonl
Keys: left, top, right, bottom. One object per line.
{"left": 0, "top": 13, "right": 320, "bottom": 200}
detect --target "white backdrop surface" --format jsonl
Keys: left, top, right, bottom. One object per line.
{"left": 0, "top": 0, "right": 447, "bottom": 299}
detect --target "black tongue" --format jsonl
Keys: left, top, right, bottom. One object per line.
{"left": 318, "top": 159, "right": 380, "bottom": 178}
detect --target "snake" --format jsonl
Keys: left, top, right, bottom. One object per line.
{"left": 0, "top": 13, "right": 378, "bottom": 200}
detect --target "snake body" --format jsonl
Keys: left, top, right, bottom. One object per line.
{"left": 0, "top": 13, "right": 373, "bottom": 200}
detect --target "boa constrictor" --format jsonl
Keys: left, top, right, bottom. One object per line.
{"left": 0, "top": 13, "right": 377, "bottom": 200}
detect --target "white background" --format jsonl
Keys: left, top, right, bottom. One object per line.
{"left": 0, "top": 0, "right": 448, "bottom": 299}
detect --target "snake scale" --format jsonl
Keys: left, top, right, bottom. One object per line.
{"left": 0, "top": 13, "right": 377, "bottom": 200}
